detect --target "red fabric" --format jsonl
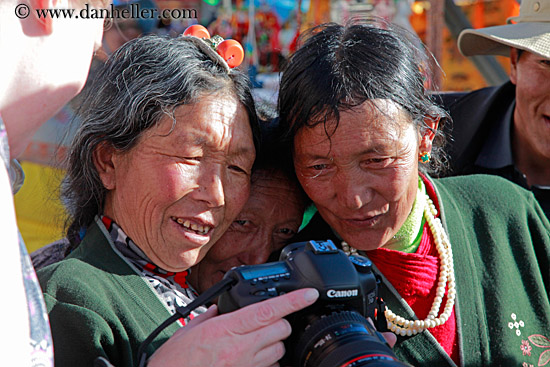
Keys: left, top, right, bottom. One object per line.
{"left": 101, "top": 216, "right": 113, "bottom": 230}
{"left": 102, "top": 215, "right": 190, "bottom": 290}
{"left": 174, "top": 272, "right": 190, "bottom": 289}
{"left": 143, "top": 263, "right": 190, "bottom": 290}
{"left": 366, "top": 176, "right": 459, "bottom": 364}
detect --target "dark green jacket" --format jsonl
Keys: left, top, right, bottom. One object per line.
{"left": 437, "top": 82, "right": 550, "bottom": 218}
{"left": 38, "top": 217, "right": 180, "bottom": 367}
{"left": 296, "top": 174, "right": 550, "bottom": 367}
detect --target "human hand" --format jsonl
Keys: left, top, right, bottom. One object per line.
{"left": 367, "top": 317, "right": 396, "bottom": 348}
{"left": 381, "top": 330, "right": 397, "bottom": 348}
{"left": 148, "top": 288, "right": 319, "bottom": 367}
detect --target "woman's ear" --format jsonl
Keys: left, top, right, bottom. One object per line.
{"left": 419, "top": 116, "right": 440, "bottom": 153}
{"left": 93, "top": 142, "right": 117, "bottom": 190}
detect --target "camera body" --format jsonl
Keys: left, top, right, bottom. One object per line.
{"left": 218, "top": 239, "right": 379, "bottom": 319}
{"left": 218, "top": 240, "right": 409, "bottom": 367}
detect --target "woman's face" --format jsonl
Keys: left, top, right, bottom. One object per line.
{"left": 101, "top": 93, "right": 255, "bottom": 271}
{"left": 293, "top": 99, "right": 421, "bottom": 251}
{"left": 189, "top": 170, "right": 305, "bottom": 293}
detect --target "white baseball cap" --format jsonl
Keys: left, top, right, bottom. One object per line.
{"left": 458, "top": 0, "right": 550, "bottom": 59}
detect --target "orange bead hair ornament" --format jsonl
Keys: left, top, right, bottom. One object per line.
{"left": 183, "top": 24, "right": 211, "bottom": 39}
{"left": 216, "top": 39, "right": 244, "bottom": 68}
{"left": 182, "top": 24, "right": 244, "bottom": 69}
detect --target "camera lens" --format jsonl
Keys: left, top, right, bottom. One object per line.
{"left": 292, "top": 311, "right": 411, "bottom": 367}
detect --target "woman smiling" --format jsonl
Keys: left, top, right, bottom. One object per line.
{"left": 38, "top": 35, "right": 319, "bottom": 367}
{"left": 279, "top": 20, "right": 550, "bottom": 367}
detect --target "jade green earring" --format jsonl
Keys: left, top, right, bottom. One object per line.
{"left": 419, "top": 151, "right": 431, "bottom": 163}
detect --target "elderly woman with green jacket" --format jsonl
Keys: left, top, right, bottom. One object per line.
{"left": 38, "top": 34, "right": 319, "bottom": 367}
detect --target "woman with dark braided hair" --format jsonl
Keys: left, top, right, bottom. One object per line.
{"left": 278, "top": 19, "right": 550, "bottom": 366}
{"left": 37, "top": 34, "right": 319, "bottom": 367}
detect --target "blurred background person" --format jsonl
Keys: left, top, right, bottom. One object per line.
{"left": 15, "top": 0, "right": 158, "bottom": 252}
{"left": 439, "top": 0, "right": 550, "bottom": 218}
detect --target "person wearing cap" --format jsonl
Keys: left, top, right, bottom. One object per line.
{"left": 440, "top": 0, "right": 550, "bottom": 218}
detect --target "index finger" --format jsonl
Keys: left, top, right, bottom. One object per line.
{"left": 226, "top": 288, "right": 319, "bottom": 334}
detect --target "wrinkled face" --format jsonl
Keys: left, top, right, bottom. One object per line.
{"left": 189, "top": 170, "right": 305, "bottom": 292}
{"left": 510, "top": 49, "right": 550, "bottom": 162}
{"left": 293, "top": 99, "right": 420, "bottom": 251}
{"left": 101, "top": 93, "right": 255, "bottom": 271}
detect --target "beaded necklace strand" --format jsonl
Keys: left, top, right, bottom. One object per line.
{"left": 341, "top": 192, "right": 456, "bottom": 337}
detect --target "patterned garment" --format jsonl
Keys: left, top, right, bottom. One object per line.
{"left": 0, "top": 114, "right": 54, "bottom": 367}
{"left": 100, "top": 216, "right": 207, "bottom": 321}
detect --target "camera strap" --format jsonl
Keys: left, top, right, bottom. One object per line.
{"left": 136, "top": 276, "right": 237, "bottom": 367}
{"left": 375, "top": 297, "right": 389, "bottom": 332}
{"left": 374, "top": 272, "right": 389, "bottom": 332}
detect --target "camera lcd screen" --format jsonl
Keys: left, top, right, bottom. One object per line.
{"left": 240, "top": 263, "right": 289, "bottom": 280}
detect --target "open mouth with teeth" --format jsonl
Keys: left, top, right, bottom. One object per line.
{"left": 172, "top": 217, "right": 211, "bottom": 235}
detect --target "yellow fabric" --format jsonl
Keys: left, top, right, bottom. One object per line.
{"left": 14, "top": 161, "right": 66, "bottom": 252}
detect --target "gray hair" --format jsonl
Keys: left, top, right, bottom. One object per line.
{"left": 63, "top": 34, "right": 259, "bottom": 248}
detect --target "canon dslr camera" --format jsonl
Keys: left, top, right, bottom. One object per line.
{"left": 218, "top": 240, "right": 411, "bottom": 367}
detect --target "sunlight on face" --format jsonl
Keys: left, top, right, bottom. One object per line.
{"left": 102, "top": 93, "right": 255, "bottom": 271}
{"left": 293, "top": 99, "right": 421, "bottom": 251}
{"left": 511, "top": 50, "right": 550, "bottom": 163}
{"left": 189, "top": 170, "right": 305, "bottom": 292}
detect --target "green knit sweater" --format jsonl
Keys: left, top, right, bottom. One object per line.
{"left": 295, "top": 174, "right": 550, "bottom": 367}
{"left": 38, "top": 217, "right": 181, "bottom": 367}
{"left": 38, "top": 174, "right": 550, "bottom": 367}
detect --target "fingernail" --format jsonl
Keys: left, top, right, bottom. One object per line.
{"left": 304, "top": 288, "right": 319, "bottom": 302}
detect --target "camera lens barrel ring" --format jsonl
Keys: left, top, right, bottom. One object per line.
{"left": 293, "top": 310, "right": 406, "bottom": 367}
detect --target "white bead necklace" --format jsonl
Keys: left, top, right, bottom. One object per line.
{"left": 341, "top": 192, "right": 456, "bottom": 337}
